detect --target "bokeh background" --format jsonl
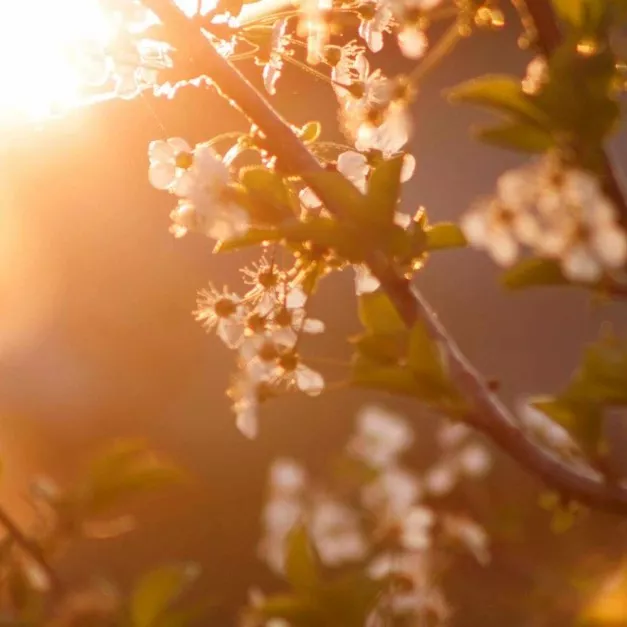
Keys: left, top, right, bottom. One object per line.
{"left": 1, "top": 4, "right": 627, "bottom": 624}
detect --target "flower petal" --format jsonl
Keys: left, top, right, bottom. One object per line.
{"left": 296, "top": 365, "right": 324, "bottom": 396}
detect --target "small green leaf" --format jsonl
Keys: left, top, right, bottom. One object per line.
{"left": 475, "top": 121, "right": 555, "bottom": 153}
{"left": 501, "top": 258, "right": 570, "bottom": 290}
{"left": 300, "top": 121, "right": 322, "bottom": 144}
{"left": 358, "top": 292, "right": 405, "bottom": 335}
{"left": 132, "top": 564, "right": 200, "bottom": 627}
{"left": 425, "top": 223, "right": 467, "bottom": 251}
{"left": 351, "top": 332, "right": 406, "bottom": 364}
{"left": 304, "top": 171, "right": 366, "bottom": 221}
{"left": 364, "top": 155, "right": 404, "bottom": 225}
{"left": 214, "top": 227, "right": 282, "bottom": 252}
{"left": 83, "top": 440, "right": 186, "bottom": 514}
{"left": 239, "top": 166, "right": 296, "bottom": 223}
{"left": 552, "top": 0, "right": 584, "bottom": 26}
{"left": 255, "top": 594, "right": 320, "bottom": 625}
{"left": 447, "top": 75, "right": 549, "bottom": 125}
{"left": 285, "top": 526, "right": 318, "bottom": 592}
{"left": 351, "top": 354, "right": 421, "bottom": 397}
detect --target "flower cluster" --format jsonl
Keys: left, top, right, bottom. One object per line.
{"left": 148, "top": 137, "right": 250, "bottom": 241}
{"left": 256, "top": 406, "right": 492, "bottom": 625}
{"left": 461, "top": 156, "right": 627, "bottom": 282}
{"left": 193, "top": 261, "right": 325, "bottom": 439}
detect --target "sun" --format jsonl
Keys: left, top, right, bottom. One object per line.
{"left": 0, "top": 0, "right": 113, "bottom": 120}
{"left": 0, "top": 0, "right": 209, "bottom": 122}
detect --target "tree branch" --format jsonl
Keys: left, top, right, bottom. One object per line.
{"left": 0, "top": 504, "right": 62, "bottom": 594}
{"left": 143, "top": 0, "right": 627, "bottom": 515}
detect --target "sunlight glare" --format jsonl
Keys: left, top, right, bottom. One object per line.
{"left": 0, "top": 0, "right": 117, "bottom": 120}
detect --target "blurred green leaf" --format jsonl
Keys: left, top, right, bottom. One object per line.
{"left": 425, "top": 223, "right": 467, "bottom": 251}
{"left": 475, "top": 121, "right": 555, "bottom": 153}
{"left": 501, "top": 258, "right": 570, "bottom": 290}
{"left": 351, "top": 332, "right": 406, "bottom": 365}
{"left": 256, "top": 593, "right": 321, "bottom": 626}
{"left": 285, "top": 526, "right": 318, "bottom": 592}
{"left": 364, "top": 155, "right": 404, "bottom": 226}
{"left": 83, "top": 440, "right": 186, "bottom": 514}
{"left": 447, "top": 75, "right": 549, "bottom": 125}
{"left": 552, "top": 0, "right": 584, "bottom": 25}
{"left": 239, "top": 166, "right": 297, "bottom": 223}
{"left": 131, "top": 564, "right": 200, "bottom": 627}
{"left": 358, "top": 292, "right": 405, "bottom": 335}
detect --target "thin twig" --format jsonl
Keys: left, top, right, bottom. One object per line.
{"left": 0, "top": 505, "right": 62, "bottom": 594}
{"left": 143, "top": 0, "right": 627, "bottom": 515}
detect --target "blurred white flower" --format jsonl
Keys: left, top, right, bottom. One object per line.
{"left": 442, "top": 515, "right": 490, "bottom": 565}
{"left": 269, "top": 458, "right": 307, "bottom": 496}
{"left": 362, "top": 465, "right": 421, "bottom": 519}
{"left": 310, "top": 499, "right": 367, "bottom": 566}
{"left": 349, "top": 405, "right": 413, "bottom": 468}
{"left": 400, "top": 506, "right": 435, "bottom": 550}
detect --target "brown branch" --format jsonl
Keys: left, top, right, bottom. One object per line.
{"left": 0, "top": 505, "right": 63, "bottom": 594}
{"left": 143, "top": 0, "right": 627, "bottom": 515}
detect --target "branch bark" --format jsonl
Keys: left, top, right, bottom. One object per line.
{"left": 143, "top": 0, "right": 627, "bottom": 515}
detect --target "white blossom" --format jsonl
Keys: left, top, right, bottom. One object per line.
{"left": 310, "top": 499, "right": 367, "bottom": 566}
{"left": 400, "top": 506, "right": 435, "bottom": 550}
{"left": 358, "top": 3, "right": 392, "bottom": 53}
{"left": 442, "top": 515, "right": 490, "bottom": 565}
{"left": 361, "top": 465, "right": 421, "bottom": 519}
{"left": 194, "top": 284, "right": 246, "bottom": 348}
{"left": 269, "top": 458, "right": 307, "bottom": 496}
{"left": 349, "top": 405, "right": 413, "bottom": 468}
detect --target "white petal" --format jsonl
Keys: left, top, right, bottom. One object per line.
{"left": 296, "top": 365, "right": 324, "bottom": 396}
{"left": 302, "top": 318, "right": 325, "bottom": 334}
{"left": 300, "top": 187, "right": 322, "bottom": 210}
{"left": 593, "top": 224, "right": 627, "bottom": 268}
{"left": 236, "top": 402, "right": 258, "bottom": 439}
{"left": 400, "top": 154, "right": 416, "bottom": 182}
{"left": 337, "top": 151, "right": 368, "bottom": 182}
{"left": 393, "top": 211, "right": 412, "bottom": 229}
{"left": 148, "top": 162, "right": 176, "bottom": 190}
{"left": 217, "top": 319, "right": 245, "bottom": 348}
{"left": 173, "top": 170, "right": 197, "bottom": 198}
{"left": 561, "top": 244, "right": 602, "bottom": 282}
{"left": 460, "top": 209, "right": 488, "bottom": 247}
{"left": 148, "top": 140, "right": 174, "bottom": 164}
{"left": 487, "top": 228, "right": 518, "bottom": 266}
{"left": 167, "top": 137, "right": 192, "bottom": 153}
{"left": 424, "top": 464, "right": 457, "bottom": 496}
{"left": 286, "top": 287, "right": 307, "bottom": 309}
{"left": 354, "top": 265, "right": 380, "bottom": 295}
{"left": 398, "top": 27, "right": 428, "bottom": 59}
{"left": 366, "top": 28, "right": 384, "bottom": 53}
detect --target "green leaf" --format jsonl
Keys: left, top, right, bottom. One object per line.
{"left": 82, "top": 440, "right": 186, "bottom": 514}
{"left": 447, "top": 75, "right": 549, "bottom": 125}
{"left": 425, "top": 223, "right": 467, "bottom": 251}
{"left": 364, "top": 155, "right": 404, "bottom": 225}
{"left": 532, "top": 397, "right": 603, "bottom": 455}
{"left": 351, "top": 332, "right": 406, "bottom": 365}
{"left": 475, "top": 121, "right": 555, "bottom": 153}
{"left": 131, "top": 564, "right": 200, "bottom": 627}
{"left": 304, "top": 171, "right": 366, "bottom": 221}
{"left": 256, "top": 594, "right": 321, "bottom": 626}
{"left": 552, "top": 0, "right": 584, "bottom": 25}
{"left": 214, "top": 227, "right": 282, "bottom": 253}
{"left": 300, "top": 121, "right": 322, "bottom": 144}
{"left": 239, "top": 166, "right": 296, "bottom": 223}
{"left": 358, "top": 292, "right": 405, "bottom": 335}
{"left": 285, "top": 526, "right": 318, "bottom": 592}
{"left": 501, "top": 258, "right": 570, "bottom": 290}
{"left": 351, "top": 354, "right": 422, "bottom": 397}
